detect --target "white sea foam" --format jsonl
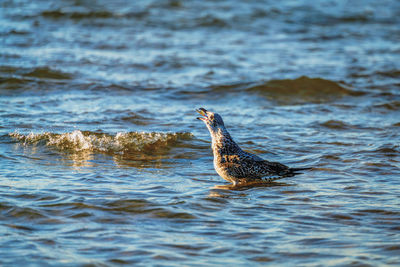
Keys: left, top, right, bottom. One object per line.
{"left": 10, "top": 130, "right": 193, "bottom": 154}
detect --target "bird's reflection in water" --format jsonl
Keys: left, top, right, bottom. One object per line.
{"left": 209, "top": 181, "right": 291, "bottom": 197}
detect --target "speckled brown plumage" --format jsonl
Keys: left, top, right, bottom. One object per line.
{"left": 196, "top": 108, "right": 310, "bottom": 185}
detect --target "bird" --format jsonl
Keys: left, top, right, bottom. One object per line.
{"left": 196, "top": 107, "right": 311, "bottom": 186}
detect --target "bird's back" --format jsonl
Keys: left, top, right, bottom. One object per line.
{"left": 212, "top": 140, "right": 293, "bottom": 183}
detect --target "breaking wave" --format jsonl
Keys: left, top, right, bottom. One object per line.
{"left": 9, "top": 130, "right": 193, "bottom": 155}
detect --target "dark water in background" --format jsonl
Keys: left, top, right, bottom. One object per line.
{"left": 1, "top": 0, "right": 400, "bottom": 266}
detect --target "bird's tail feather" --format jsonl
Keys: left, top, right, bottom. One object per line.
{"left": 289, "top": 167, "right": 312, "bottom": 175}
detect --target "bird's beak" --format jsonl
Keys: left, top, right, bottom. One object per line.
{"left": 196, "top": 108, "right": 208, "bottom": 121}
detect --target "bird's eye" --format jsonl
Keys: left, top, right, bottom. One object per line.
{"left": 209, "top": 114, "right": 214, "bottom": 120}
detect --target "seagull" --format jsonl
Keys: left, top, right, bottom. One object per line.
{"left": 196, "top": 108, "right": 311, "bottom": 186}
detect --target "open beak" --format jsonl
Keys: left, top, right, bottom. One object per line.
{"left": 196, "top": 108, "right": 208, "bottom": 121}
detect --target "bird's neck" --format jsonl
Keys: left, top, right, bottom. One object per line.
{"left": 210, "top": 127, "right": 240, "bottom": 155}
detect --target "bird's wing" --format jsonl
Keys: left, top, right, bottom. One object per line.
{"left": 261, "top": 161, "right": 292, "bottom": 176}
{"left": 240, "top": 150, "right": 265, "bottom": 161}
{"left": 221, "top": 158, "right": 292, "bottom": 179}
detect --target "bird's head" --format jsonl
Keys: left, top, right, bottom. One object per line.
{"left": 196, "top": 108, "right": 225, "bottom": 135}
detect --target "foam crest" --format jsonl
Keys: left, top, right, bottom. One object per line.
{"left": 10, "top": 130, "right": 193, "bottom": 154}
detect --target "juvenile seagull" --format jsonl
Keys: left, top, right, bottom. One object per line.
{"left": 196, "top": 108, "right": 310, "bottom": 186}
